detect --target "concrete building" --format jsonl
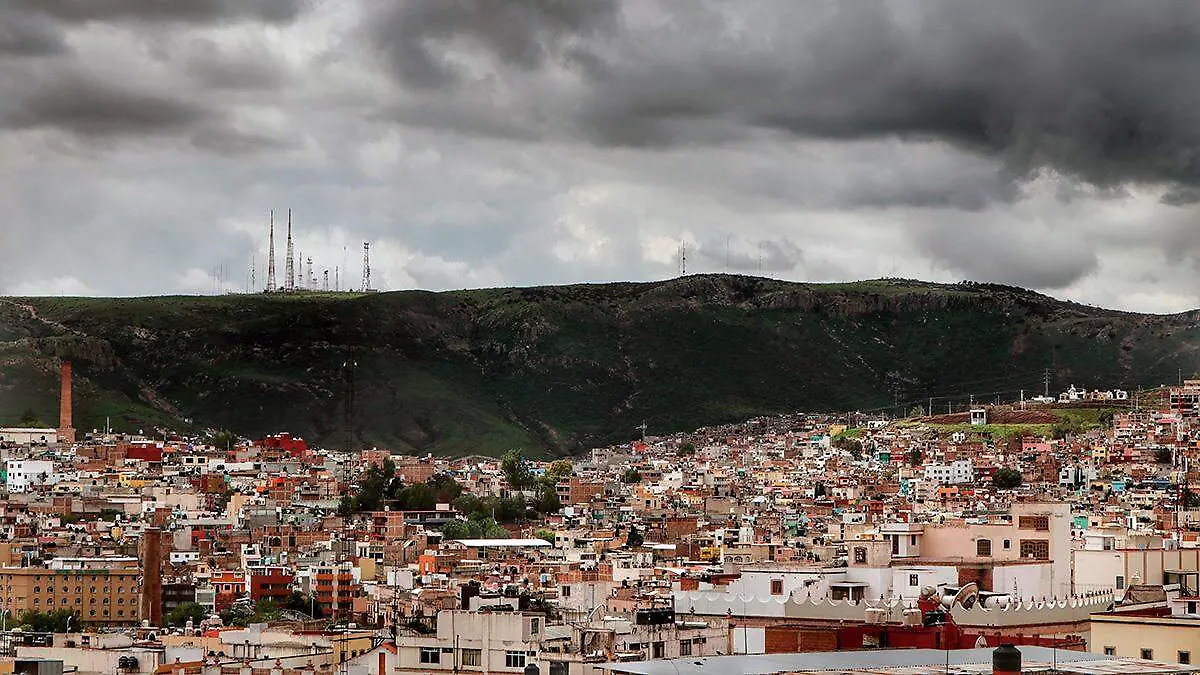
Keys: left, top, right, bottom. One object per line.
{"left": 5, "top": 459, "right": 56, "bottom": 493}
{"left": 0, "top": 557, "right": 142, "bottom": 626}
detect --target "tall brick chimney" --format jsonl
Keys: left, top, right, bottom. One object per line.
{"left": 58, "top": 361, "right": 75, "bottom": 444}
{"left": 140, "top": 527, "right": 164, "bottom": 627}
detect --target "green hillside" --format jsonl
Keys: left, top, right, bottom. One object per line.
{"left": 0, "top": 276, "right": 1195, "bottom": 456}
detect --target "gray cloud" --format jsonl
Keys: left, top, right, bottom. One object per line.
{"left": 366, "top": 1, "right": 1200, "bottom": 198}
{"left": 9, "top": 0, "right": 308, "bottom": 24}
{"left": 0, "top": 8, "right": 70, "bottom": 57}
{"left": 1, "top": 72, "right": 214, "bottom": 136}
{"left": 366, "top": 0, "right": 618, "bottom": 90}
{"left": 4, "top": 0, "right": 1200, "bottom": 313}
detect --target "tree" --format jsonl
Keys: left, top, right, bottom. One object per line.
{"left": 501, "top": 450, "right": 534, "bottom": 490}
{"left": 621, "top": 468, "right": 642, "bottom": 484}
{"left": 16, "top": 609, "right": 78, "bottom": 632}
{"left": 625, "top": 524, "right": 644, "bottom": 548}
{"left": 531, "top": 484, "right": 562, "bottom": 514}
{"left": 1155, "top": 447, "right": 1174, "bottom": 464}
{"left": 533, "top": 529, "right": 556, "bottom": 545}
{"left": 908, "top": 448, "right": 923, "bottom": 467}
{"left": 285, "top": 591, "right": 321, "bottom": 619}
{"left": 908, "top": 406, "right": 925, "bottom": 418}
{"left": 677, "top": 441, "right": 696, "bottom": 456}
{"left": 165, "top": 602, "right": 208, "bottom": 627}
{"left": 992, "top": 468, "right": 1023, "bottom": 489}
{"left": 543, "top": 460, "right": 573, "bottom": 484}
{"left": 442, "top": 519, "right": 473, "bottom": 540}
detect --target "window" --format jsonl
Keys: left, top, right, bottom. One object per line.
{"left": 530, "top": 618, "right": 540, "bottom": 634}
{"left": 461, "top": 649, "right": 481, "bottom": 667}
{"left": 505, "top": 651, "right": 526, "bottom": 669}
{"left": 419, "top": 648, "right": 440, "bottom": 664}
{"left": 854, "top": 547, "right": 867, "bottom": 564}
{"left": 549, "top": 663, "right": 569, "bottom": 675}
{"left": 1142, "top": 649, "right": 1154, "bottom": 661}
{"left": 1018, "top": 515, "right": 1049, "bottom": 531}
{"left": 1180, "top": 651, "right": 1191, "bottom": 664}
{"left": 909, "top": 574, "right": 919, "bottom": 587}
{"left": 561, "top": 586, "right": 571, "bottom": 598}
{"left": 1003, "top": 539, "right": 1011, "bottom": 549}
{"left": 891, "top": 536, "right": 899, "bottom": 555}
{"left": 977, "top": 539, "right": 992, "bottom": 557}
{"left": 1116, "top": 576, "right": 1125, "bottom": 590}
{"left": 1019, "top": 539, "right": 1050, "bottom": 560}
{"left": 1188, "top": 601, "right": 1196, "bottom": 614}
{"left": 653, "top": 642, "right": 665, "bottom": 659}
{"left": 770, "top": 580, "right": 784, "bottom": 596}
{"left": 910, "top": 535, "right": 917, "bottom": 545}
{"left": 1104, "top": 647, "right": 1116, "bottom": 656}
{"left": 680, "top": 640, "right": 693, "bottom": 656}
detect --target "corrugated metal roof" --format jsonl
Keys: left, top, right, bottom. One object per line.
{"left": 598, "top": 648, "right": 1197, "bottom": 675}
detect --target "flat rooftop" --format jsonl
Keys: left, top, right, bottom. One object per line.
{"left": 599, "top": 647, "right": 1199, "bottom": 675}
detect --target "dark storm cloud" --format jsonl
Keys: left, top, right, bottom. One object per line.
{"left": 365, "top": 0, "right": 619, "bottom": 89}
{"left": 8, "top": 0, "right": 307, "bottom": 25}
{"left": 367, "top": 0, "right": 1200, "bottom": 198}
{"left": 180, "top": 38, "right": 292, "bottom": 91}
{"left": 2, "top": 73, "right": 214, "bottom": 137}
{"left": 0, "top": 8, "right": 70, "bottom": 57}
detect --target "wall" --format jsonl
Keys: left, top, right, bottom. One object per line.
{"left": 1091, "top": 616, "right": 1200, "bottom": 662}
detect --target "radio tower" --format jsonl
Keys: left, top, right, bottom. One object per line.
{"left": 266, "top": 210, "right": 276, "bottom": 292}
{"left": 284, "top": 209, "right": 295, "bottom": 292}
{"left": 307, "top": 256, "right": 314, "bottom": 290}
{"left": 361, "top": 242, "right": 371, "bottom": 292}
{"left": 678, "top": 240, "right": 687, "bottom": 276}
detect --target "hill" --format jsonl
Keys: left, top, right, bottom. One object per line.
{"left": 1, "top": 275, "right": 1197, "bottom": 456}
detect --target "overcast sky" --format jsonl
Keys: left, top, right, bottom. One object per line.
{"left": 3, "top": 1, "right": 1200, "bottom": 312}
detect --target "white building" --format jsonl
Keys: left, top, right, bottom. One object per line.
{"left": 5, "top": 459, "right": 56, "bottom": 493}
{"left": 0, "top": 428, "right": 57, "bottom": 446}
{"left": 923, "top": 460, "right": 974, "bottom": 485}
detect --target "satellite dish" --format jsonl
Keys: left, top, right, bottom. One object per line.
{"left": 951, "top": 582, "right": 980, "bottom": 610}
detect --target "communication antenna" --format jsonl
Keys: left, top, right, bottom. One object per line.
{"left": 678, "top": 241, "right": 687, "bottom": 276}
{"left": 266, "top": 210, "right": 276, "bottom": 292}
{"left": 361, "top": 242, "right": 371, "bottom": 292}
{"left": 1043, "top": 369, "right": 1050, "bottom": 398}
{"left": 335, "top": 266, "right": 340, "bottom": 292}
{"left": 758, "top": 242, "right": 763, "bottom": 276}
{"left": 323, "top": 269, "right": 329, "bottom": 292}
{"left": 285, "top": 209, "right": 295, "bottom": 292}
{"left": 307, "top": 256, "right": 314, "bottom": 290}
{"left": 249, "top": 253, "right": 256, "bottom": 294}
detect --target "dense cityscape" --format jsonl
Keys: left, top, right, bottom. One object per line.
{"left": 1, "top": 365, "right": 1200, "bottom": 675}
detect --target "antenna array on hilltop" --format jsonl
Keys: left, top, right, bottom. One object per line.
{"left": 246, "top": 209, "right": 378, "bottom": 295}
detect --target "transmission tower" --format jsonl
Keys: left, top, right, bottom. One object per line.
{"left": 678, "top": 241, "right": 687, "bottom": 276}
{"left": 361, "top": 242, "right": 371, "bottom": 292}
{"left": 307, "top": 256, "right": 314, "bottom": 290}
{"left": 266, "top": 210, "right": 276, "bottom": 292}
{"left": 284, "top": 209, "right": 295, "bottom": 291}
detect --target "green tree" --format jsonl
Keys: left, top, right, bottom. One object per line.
{"left": 16, "top": 609, "right": 78, "bottom": 632}
{"left": 908, "top": 406, "right": 925, "bottom": 418}
{"left": 621, "top": 468, "right": 642, "bottom": 484}
{"left": 543, "top": 460, "right": 573, "bottom": 484}
{"left": 625, "top": 524, "right": 644, "bottom": 548}
{"left": 284, "top": 591, "right": 322, "bottom": 619}
{"left": 992, "top": 467, "right": 1023, "bottom": 489}
{"left": 533, "top": 529, "right": 556, "bottom": 544}
{"left": 165, "top": 602, "right": 208, "bottom": 627}
{"left": 502, "top": 450, "right": 534, "bottom": 490}
{"left": 908, "top": 448, "right": 923, "bottom": 467}
{"left": 677, "top": 441, "right": 696, "bottom": 456}
{"left": 426, "top": 474, "right": 464, "bottom": 502}
{"left": 1156, "top": 447, "right": 1174, "bottom": 464}
{"left": 532, "top": 484, "right": 562, "bottom": 514}
{"left": 442, "top": 519, "right": 472, "bottom": 539}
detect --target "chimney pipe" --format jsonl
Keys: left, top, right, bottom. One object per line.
{"left": 993, "top": 644, "right": 1021, "bottom": 675}
{"left": 58, "top": 361, "right": 75, "bottom": 443}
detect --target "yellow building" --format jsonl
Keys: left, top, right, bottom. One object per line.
{"left": 0, "top": 558, "right": 142, "bottom": 627}
{"left": 1091, "top": 612, "right": 1200, "bottom": 665}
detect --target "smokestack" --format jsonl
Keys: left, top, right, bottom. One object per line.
{"left": 993, "top": 644, "right": 1021, "bottom": 675}
{"left": 58, "top": 361, "right": 75, "bottom": 444}
{"left": 140, "top": 527, "right": 164, "bottom": 627}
